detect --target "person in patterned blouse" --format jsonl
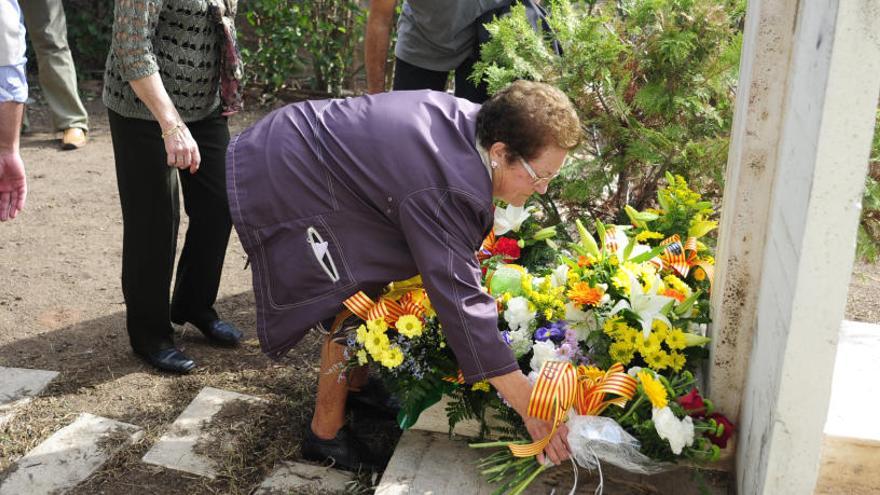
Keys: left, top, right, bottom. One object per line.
{"left": 103, "top": 0, "right": 243, "bottom": 374}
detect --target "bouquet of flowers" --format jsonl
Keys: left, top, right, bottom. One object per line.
{"left": 345, "top": 174, "right": 734, "bottom": 494}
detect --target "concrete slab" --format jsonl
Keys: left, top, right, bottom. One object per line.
{"left": 376, "top": 430, "right": 728, "bottom": 495}
{"left": 0, "top": 413, "right": 143, "bottom": 495}
{"left": 141, "top": 387, "right": 264, "bottom": 479}
{"left": 824, "top": 320, "right": 880, "bottom": 441}
{"left": 409, "top": 397, "right": 487, "bottom": 438}
{"left": 816, "top": 320, "right": 880, "bottom": 494}
{"left": 253, "top": 461, "right": 354, "bottom": 494}
{"left": 0, "top": 367, "right": 59, "bottom": 429}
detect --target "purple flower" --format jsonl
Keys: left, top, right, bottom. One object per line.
{"left": 502, "top": 331, "right": 512, "bottom": 346}
{"left": 536, "top": 321, "right": 567, "bottom": 343}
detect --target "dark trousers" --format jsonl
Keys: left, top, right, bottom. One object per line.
{"left": 108, "top": 109, "right": 232, "bottom": 354}
{"left": 392, "top": 55, "right": 489, "bottom": 104}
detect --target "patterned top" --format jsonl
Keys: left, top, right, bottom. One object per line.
{"left": 103, "top": 0, "right": 222, "bottom": 122}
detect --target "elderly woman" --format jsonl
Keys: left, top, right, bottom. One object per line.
{"left": 228, "top": 81, "right": 581, "bottom": 470}
{"left": 103, "top": 0, "right": 244, "bottom": 373}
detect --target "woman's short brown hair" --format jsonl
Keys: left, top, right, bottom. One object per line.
{"left": 476, "top": 80, "right": 581, "bottom": 161}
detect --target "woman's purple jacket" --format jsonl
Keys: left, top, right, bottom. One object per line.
{"left": 226, "top": 90, "right": 518, "bottom": 383}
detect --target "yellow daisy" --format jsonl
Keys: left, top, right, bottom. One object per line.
{"left": 665, "top": 329, "right": 687, "bottom": 350}
{"left": 395, "top": 314, "right": 423, "bottom": 338}
{"left": 638, "top": 371, "right": 668, "bottom": 409}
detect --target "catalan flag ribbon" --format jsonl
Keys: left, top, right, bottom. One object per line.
{"left": 508, "top": 361, "right": 637, "bottom": 458}
{"left": 660, "top": 234, "right": 714, "bottom": 286}
{"left": 343, "top": 278, "right": 428, "bottom": 325}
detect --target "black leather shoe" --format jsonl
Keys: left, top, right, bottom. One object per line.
{"left": 174, "top": 317, "right": 243, "bottom": 346}
{"left": 348, "top": 377, "right": 401, "bottom": 420}
{"left": 135, "top": 348, "right": 196, "bottom": 374}
{"left": 301, "top": 425, "right": 384, "bottom": 472}
{"left": 198, "top": 319, "right": 243, "bottom": 346}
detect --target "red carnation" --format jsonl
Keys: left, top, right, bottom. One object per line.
{"left": 706, "top": 413, "right": 735, "bottom": 448}
{"left": 677, "top": 388, "right": 707, "bottom": 417}
{"left": 493, "top": 237, "right": 521, "bottom": 261}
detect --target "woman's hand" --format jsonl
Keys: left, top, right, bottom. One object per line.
{"left": 163, "top": 124, "right": 200, "bottom": 174}
{"left": 488, "top": 370, "right": 573, "bottom": 465}
{"left": 524, "top": 416, "right": 571, "bottom": 466}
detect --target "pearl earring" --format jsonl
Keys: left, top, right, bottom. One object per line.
{"left": 490, "top": 161, "right": 498, "bottom": 169}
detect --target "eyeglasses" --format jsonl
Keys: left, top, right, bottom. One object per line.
{"left": 519, "top": 158, "right": 561, "bottom": 186}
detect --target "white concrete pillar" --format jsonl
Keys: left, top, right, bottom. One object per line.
{"left": 707, "top": 0, "right": 800, "bottom": 423}
{"left": 724, "top": 1, "right": 879, "bottom": 494}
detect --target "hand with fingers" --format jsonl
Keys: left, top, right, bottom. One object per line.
{"left": 0, "top": 149, "right": 27, "bottom": 221}
{"left": 524, "top": 416, "right": 572, "bottom": 466}
{"left": 162, "top": 121, "right": 201, "bottom": 174}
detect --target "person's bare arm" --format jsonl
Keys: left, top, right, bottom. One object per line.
{"left": 128, "top": 74, "right": 201, "bottom": 174}
{"left": 0, "top": 101, "right": 26, "bottom": 221}
{"left": 365, "top": 0, "right": 398, "bottom": 94}
{"left": 489, "top": 370, "right": 571, "bottom": 465}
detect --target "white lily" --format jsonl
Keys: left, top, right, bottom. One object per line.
{"left": 494, "top": 205, "right": 531, "bottom": 235}
{"left": 564, "top": 302, "right": 597, "bottom": 341}
{"left": 610, "top": 273, "right": 674, "bottom": 339}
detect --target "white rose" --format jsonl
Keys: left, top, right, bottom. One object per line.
{"left": 504, "top": 296, "right": 535, "bottom": 332}
{"left": 529, "top": 340, "right": 558, "bottom": 374}
{"left": 652, "top": 407, "right": 695, "bottom": 455}
{"left": 507, "top": 328, "right": 534, "bottom": 358}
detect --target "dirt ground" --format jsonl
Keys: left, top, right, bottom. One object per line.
{"left": 0, "top": 89, "right": 397, "bottom": 494}
{"left": 1, "top": 86, "right": 878, "bottom": 494}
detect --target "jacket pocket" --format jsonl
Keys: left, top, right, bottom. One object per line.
{"left": 254, "top": 214, "right": 356, "bottom": 309}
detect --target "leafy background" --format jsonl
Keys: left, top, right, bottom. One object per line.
{"left": 51, "top": 0, "right": 880, "bottom": 260}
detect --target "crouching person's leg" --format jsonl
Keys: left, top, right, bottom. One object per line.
{"left": 302, "top": 312, "right": 383, "bottom": 471}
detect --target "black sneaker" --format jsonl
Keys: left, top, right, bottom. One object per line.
{"left": 301, "top": 425, "right": 384, "bottom": 472}
{"left": 348, "top": 377, "right": 401, "bottom": 420}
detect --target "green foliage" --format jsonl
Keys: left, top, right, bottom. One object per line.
{"left": 472, "top": 0, "right": 744, "bottom": 224}
{"left": 857, "top": 109, "right": 880, "bottom": 263}
{"left": 242, "top": 0, "right": 366, "bottom": 94}
{"left": 43, "top": 0, "right": 114, "bottom": 75}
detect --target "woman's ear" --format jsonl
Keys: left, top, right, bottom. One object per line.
{"left": 488, "top": 142, "right": 507, "bottom": 163}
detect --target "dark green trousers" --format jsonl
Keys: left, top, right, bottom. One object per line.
{"left": 108, "top": 109, "right": 231, "bottom": 353}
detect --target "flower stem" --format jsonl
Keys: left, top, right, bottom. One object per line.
{"left": 510, "top": 463, "right": 550, "bottom": 495}
{"left": 618, "top": 394, "right": 645, "bottom": 423}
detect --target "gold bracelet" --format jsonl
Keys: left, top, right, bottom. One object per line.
{"left": 161, "top": 122, "right": 185, "bottom": 139}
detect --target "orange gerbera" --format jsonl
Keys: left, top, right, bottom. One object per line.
{"left": 577, "top": 255, "right": 593, "bottom": 267}
{"left": 661, "top": 288, "right": 686, "bottom": 302}
{"left": 567, "top": 282, "right": 605, "bottom": 307}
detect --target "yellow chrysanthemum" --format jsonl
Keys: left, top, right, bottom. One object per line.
{"left": 665, "top": 329, "right": 687, "bottom": 350}
{"left": 663, "top": 275, "right": 692, "bottom": 297}
{"left": 355, "top": 324, "right": 368, "bottom": 344}
{"left": 366, "top": 318, "right": 388, "bottom": 334}
{"left": 638, "top": 371, "right": 668, "bottom": 409}
{"left": 609, "top": 341, "right": 635, "bottom": 365}
{"left": 379, "top": 346, "right": 404, "bottom": 369}
{"left": 635, "top": 230, "right": 665, "bottom": 243}
{"left": 645, "top": 349, "right": 670, "bottom": 370}
{"left": 364, "top": 329, "right": 390, "bottom": 357}
{"left": 651, "top": 320, "right": 670, "bottom": 340}
{"left": 356, "top": 349, "right": 368, "bottom": 365}
{"left": 603, "top": 316, "right": 623, "bottom": 337}
{"left": 622, "top": 328, "right": 642, "bottom": 348}
{"left": 395, "top": 314, "right": 423, "bottom": 338}
{"left": 611, "top": 269, "right": 631, "bottom": 295}
{"left": 471, "top": 381, "right": 491, "bottom": 392}
{"left": 638, "top": 333, "right": 663, "bottom": 356}
{"left": 669, "top": 351, "right": 686, "bottom": 371}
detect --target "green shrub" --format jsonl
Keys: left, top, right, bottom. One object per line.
{"left": 472, "top": 0, "right": 745, "bottom": 225}
{"left": 857, "top": 109, "right": 880, "bottom": 263}
{"left": 241, "top": 0, "right": 366, "bottom": 95}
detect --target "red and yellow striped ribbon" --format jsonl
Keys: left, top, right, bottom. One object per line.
{"left": 343, "top": 289, "right": 426, "bottom": 325}
{"left": 508, "top": 361, "right": 636, "bottom": 458}
{"left": 442, "top": 370, "right": 466, "bottom": 385}
{"left": 660, "top": 234, "right": 714, "bottom": 287}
